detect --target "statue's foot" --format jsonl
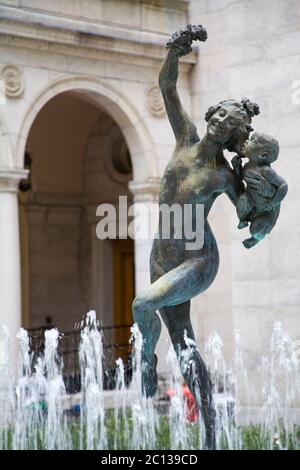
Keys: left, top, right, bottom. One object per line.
{"left": 141, "top": 354, "right": 158, "bottom": 398}
{"left": 202, "top": 409, "right": 216, "bottom": 450}
{"left": 243, "top": 237, "right": 259, "bottom": 249}
{"left": 238, "top": 220, "right": 248, "bottom": 229}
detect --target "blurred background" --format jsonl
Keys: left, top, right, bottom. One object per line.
{"left": 0, "top": 0, "right": 299, "bottom": 398}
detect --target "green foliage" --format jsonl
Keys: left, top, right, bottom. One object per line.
{"left": 1, "top": 415, "right": 299, "bottom": 450}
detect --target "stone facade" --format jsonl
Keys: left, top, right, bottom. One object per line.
{"left": 0, "top": 0, "right": 192, "bottom": 369}
{"left": 189, "top": 0, "right": 300, "bottom": 397}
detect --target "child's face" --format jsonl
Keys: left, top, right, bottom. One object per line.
{"left": 241, "top": 133, "right": 269, "bottom": 163}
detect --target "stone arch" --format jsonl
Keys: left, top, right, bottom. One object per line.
{"left": 16, "top": 75, "right": 158, "bottom": 181}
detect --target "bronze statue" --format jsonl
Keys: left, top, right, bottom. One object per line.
{"left": 132, "top": 25, "right": 285, "bottom": 449}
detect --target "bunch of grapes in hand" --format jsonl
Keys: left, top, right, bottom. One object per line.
{"left": 166, "top": 24, "right": 208, "bottom": 56}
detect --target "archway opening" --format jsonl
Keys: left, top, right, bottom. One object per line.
{"left": 20, "top": 90, "right": 135, "bottom": 377}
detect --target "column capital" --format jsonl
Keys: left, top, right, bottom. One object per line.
{"left": 0, "top": 169, "right": 29, "bottom": 192}
{"left": 129, "top": 177, "right": 161, "bottom": 202}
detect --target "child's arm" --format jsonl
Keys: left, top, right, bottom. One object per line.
{"left": 263, "top": 167, "right": 288, "bottom": 206}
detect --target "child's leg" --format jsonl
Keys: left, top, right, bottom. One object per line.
{"left": 236, "top": 193, "right": 253, "bottom": 229}
{"left": 243, "top": 236, "right": 259, "bottom": 249}
{"left": 243, "top": 209, "right": 278, "bottom": 249}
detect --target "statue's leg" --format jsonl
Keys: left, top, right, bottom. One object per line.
{"left": 242, "top": 236, "right": 259, "bottom": 249}
{"left": 236, "top": 193, "right": 252, "bottom": 229}
{"left": 132, "top": 257, "right": 212, "bottom": 398}
{"left": 243, "top": 208, "right": 280, "bottom": 248}
{"left": 250, "top": 207, "right": 279, "bottom": 239}
{"left": 160, "top": 302, "right": 216, "bottom": 450}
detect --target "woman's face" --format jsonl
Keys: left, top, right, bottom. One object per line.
{"left": 207, "top": 106, "right": 243, "bottom": 144}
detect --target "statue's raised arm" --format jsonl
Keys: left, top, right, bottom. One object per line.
{"left": 159, "top": 25, "right": 207, "bottom": 147}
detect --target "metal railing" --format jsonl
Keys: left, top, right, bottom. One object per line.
{"left": 27, "top": 324, "right": 133, "bottom": 393}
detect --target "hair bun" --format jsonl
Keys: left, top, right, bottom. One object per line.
{"left": 241, "top": 97, "right": 260, "bottom": 117}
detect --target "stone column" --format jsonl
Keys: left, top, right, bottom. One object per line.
{"left": 0, "top": 169, "right": 28, "bottom": 368}
{"left": 128, "top": 178, "right": 160, "bottom": 293}
{"left": 129, "top": 177, "right": 170, "bottom": 375}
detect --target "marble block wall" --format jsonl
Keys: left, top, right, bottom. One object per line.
{"left": 189, "top": 0, "right": 300, "bottom": 402}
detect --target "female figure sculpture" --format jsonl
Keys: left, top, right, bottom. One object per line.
{"left": 132, "top": 25, "right": 274, "bottom": 449}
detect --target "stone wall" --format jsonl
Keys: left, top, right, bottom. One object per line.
{"left": 0, "top": 0, "right": 189, "bottom": 34}
{"left": 24, "top": 192, "right": 84, "bottom": 331}
{"left": 189, "top": 0, "right": 300, "bottom": 396}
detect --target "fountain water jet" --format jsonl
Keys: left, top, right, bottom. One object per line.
{"left": 0, "top": 314, "right": 299, "bottom": 450}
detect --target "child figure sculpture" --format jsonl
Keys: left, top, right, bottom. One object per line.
{"left": 232, "top": 132, "right": 288, "bottom": 248}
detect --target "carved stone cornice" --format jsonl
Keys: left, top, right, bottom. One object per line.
{"left": 0, "top": 15, "right": 197, "bottom": 71}
{"left": 128, "top": 0, "right": 189, "bottom": 8}
{"left": 0, "top": 169, "right": 28, "bottom": 192}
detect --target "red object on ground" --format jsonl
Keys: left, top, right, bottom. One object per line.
{"left": 182, "top": 385, "right": 198, "bottom": 423}
{"left": 165, "top": 385, "right": 198, "bottom": 423}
